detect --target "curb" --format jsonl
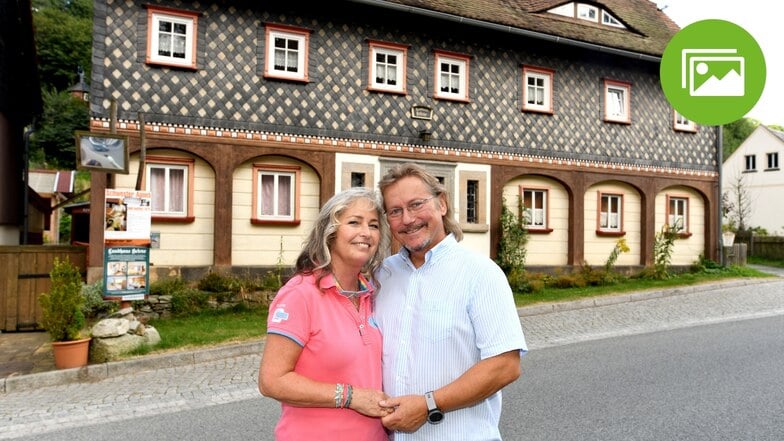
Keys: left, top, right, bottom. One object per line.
{"left": 2, "top": 340, "right": 264, "bottom": 394}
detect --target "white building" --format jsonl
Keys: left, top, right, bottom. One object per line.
{"left": 722, "top": 125, "right": 784, "bottom": 235}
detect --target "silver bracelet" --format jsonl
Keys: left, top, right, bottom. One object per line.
{"left": 334, "top": 383, "right": 344, "bottom": 408}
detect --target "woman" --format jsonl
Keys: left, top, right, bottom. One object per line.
{"left": 258, "top": 187, "right": 392, "bottom": 440}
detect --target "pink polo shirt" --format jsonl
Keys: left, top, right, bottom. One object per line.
{"left": 266, "top": 273, "right": 386, "bottom": 441}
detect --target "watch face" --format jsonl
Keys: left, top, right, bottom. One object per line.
{"left": 428, "top": 410, "right": 444, "bottom": 424}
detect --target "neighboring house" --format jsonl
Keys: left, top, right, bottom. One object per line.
{"left": 27, "top": 170, "right": 76, "bottom": 244}
{"left": 83, "top": 0, "right": 720, "bottom": 281}
{"left": 722, "top": 125, "right": 784, "bottom": 235}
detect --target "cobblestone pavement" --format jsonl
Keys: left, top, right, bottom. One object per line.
{"left": 1, "top": 268, "right": 783, "bottom": 439}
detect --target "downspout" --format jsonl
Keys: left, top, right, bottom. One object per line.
{"left": 22, "top": 123, "right": 34, "bottom": 245}
{"left": 345, "top": 0, "right": 662, "bottom": 62}
{"left": 716, "top": 125, "right": 723, "bottom": 264}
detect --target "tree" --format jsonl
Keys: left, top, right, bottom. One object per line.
{"left": 723, "top": 171, "right": 753, "bottom": 231}
{"left": 722, "top": 118, "right": 758, "bottom": 161}
{"left": 32, "top": 0, "right": 93, "bottom": 92}
{"left": 29, "top": 88, "right": 89, "bottom": 168}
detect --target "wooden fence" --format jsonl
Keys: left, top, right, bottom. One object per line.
{"left": 0, "top": 246, "right": 86, "bottom": 332}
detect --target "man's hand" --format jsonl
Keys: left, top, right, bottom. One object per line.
{"left": 379, "top": 394, "right": 428, "bottom": 433}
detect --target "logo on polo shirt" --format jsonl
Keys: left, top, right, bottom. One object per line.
{"left": 272, "top": 307, "right": 289, "bottom": 323}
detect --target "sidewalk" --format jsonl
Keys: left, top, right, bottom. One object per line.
{"left": 2, "top": 265, "right": 782, "bottom": 394}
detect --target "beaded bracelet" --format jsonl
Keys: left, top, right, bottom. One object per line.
{"left": 334, "top": 383, "right": 344, "bottom": 408}
{"left": 343, "top": 384, "right": 353, "bottom": 409}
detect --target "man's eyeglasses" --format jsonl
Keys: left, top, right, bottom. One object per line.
{"left": 385, "top": 196, "right": 435, "bottom": 219}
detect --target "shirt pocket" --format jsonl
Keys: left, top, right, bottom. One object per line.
{"left": 421, "top": 298, "right": 453, "bottom": 342}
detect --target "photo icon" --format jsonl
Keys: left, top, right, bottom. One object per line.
{"left": 681, "top": 49, "right": 744, "bottom": 97}
{"left": 660, "top": 19, "right": 765, "bottom": 126}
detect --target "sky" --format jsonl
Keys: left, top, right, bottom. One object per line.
{"left": 655, "top": 0, "right": 784, "bottom": 126}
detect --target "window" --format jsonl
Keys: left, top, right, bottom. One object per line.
{"left": 252, "top": 165, "right": 300, "bottom": 223}
{"left": 767, "top": 152, "right": 779, "bottom": 170}
{"left": 146, "top": 6, "right": 199, "bottom": 69}
{"left": 351, "top": 172, "right": 366, "bottom": 188}
{"left": 466, "top": 180, "right": 478, "bottom": 224}
{"left": 667, "top": 196, "right": 689, "bottom": 233}
{"left": 601, "top": 11, "right": 623, "bottom": 27}
{"left": 145, "top": 156, "right": 195, "bottom": 221}
{"left": 548, "top": 3, "right": 626, "bottom": 29}
{"left": 457, "top": 170, "right": 487, "bottom": 232}
{"left": 341, "top": 162, "right": 374, "bottom": 191}
{"left": 434, "top": 50, "right": 470, "bottom": 102}
{"left": 604, "top": 79, "right": 631, "bottom": 124}
{"left": 577, "top": 4, "right": 598, "bottom": 21}
{"left": 368, "top": 41, "right": 407, "bottom": 94}
{"left": 522, "top": 66, "right": 554, "bottom": 113}
{"left": 264, "top": 24, "right": 311, "bottom": 82}
{"left": 523, "top": 188, "right": 549, "bottom": 230}
{"left": 598, "top": 193, "right": 623, "bottom": 233}
{"left": 744, "top": 154, "right": 756, "bottom": 171}
{"left": 673, "top": 110, "right": 696, "bottom": 132}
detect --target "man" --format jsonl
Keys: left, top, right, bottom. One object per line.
{"left": 375, "top": 163, "right": 528, "bottom": 440}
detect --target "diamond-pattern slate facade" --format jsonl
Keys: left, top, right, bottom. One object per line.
{"left": 92, "top": 0, "right": 717, "bottom": 171}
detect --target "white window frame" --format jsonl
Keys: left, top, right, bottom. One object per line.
{"left": 523, "top": 188, "right": 548, "bottom": 229}
{"left": 264, "top": 24, "right": 310, "bottom": 82}
{"left": 257, "top": 171, "right": 295, "bottom": 221}
{"left": 604, "top": 79, "right": 631, "bottom": 124}
{"left": 673, "top": 110, "right": 696, "bottom": 132}
{"left": 745, "top": 154, "right": 756, "bottom": 171}
{"left": 599, "top": 193, "right": 623, "bottom": 232}
{"left": 145, "top": 157, "right": 193, "bottom": 220}
{"left": 577, "top": 4, "right": 598, "bottom": 21}
{"left": 522, "top": 66, "right": 554, "bottom": 113}
{"left": 146, "top": 7, "right": 198, "bottom": 69}
{"left": 602, "top": 11, "right": 624, "bottom": 27}
{"left": 368, "top": 41, "right": 407, "bottom": 94}
{"left": 667, "top": 196, "right": 689, "bottom": 232}
{"left": 767, "top": 152, "right": 779, "bottom": 170}
{"left": 434, "top": 50, "right": 470, "bottom": 102}
{"left": 252, "top": 164, "right": 301, "bottom": 224}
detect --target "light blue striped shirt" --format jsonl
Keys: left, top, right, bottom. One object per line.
{"left": 374, "top": 234, "right": 528, "bottom": 441}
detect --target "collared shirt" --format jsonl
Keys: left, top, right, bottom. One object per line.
{"left": 266, "top": 273, "right": 386, "bottom": 441}
{"left": 374, "top": 234, "right": 528, "bottom": 441}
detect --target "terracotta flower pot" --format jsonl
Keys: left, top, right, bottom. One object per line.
{"left": 51, "top": 337, "right": 92, "bottom": 369}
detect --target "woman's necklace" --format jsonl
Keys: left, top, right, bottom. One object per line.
{"left": 335, "top": 277, "right": 369, "bottom": 299}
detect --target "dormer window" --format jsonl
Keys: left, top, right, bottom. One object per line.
{"left": 548, "top": 2, "right": 626, "bottom": 29}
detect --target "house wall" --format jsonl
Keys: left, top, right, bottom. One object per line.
{"left": 84, "top": 0, "right": 721, "bottom": 277}
{"left": 722, "top": 126, "right": 784, "bottom": 235}
{"left": 231, "top": 156, "right": 320, "bottom": 266}
{"left": 583, "top": 182, "right": 641, "bottom": 266}
{"left": 116, "top": 150, "right": 216, "bottom": 266}
{"left": 654, "top": 186, "right": 706, "bottom": 265}
{"left": 502, "top": 176, "right": 570, "bottom": 266}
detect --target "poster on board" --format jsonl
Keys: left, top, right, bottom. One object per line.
{"left": 104, "top": 247, "right": 149, "bottom": 300}
{"left": 104, "top": 188, "right": 152, "bottom": 247}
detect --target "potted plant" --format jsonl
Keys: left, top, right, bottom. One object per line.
{"left": 38, "top": 257, "right": 91, "bottom": 369}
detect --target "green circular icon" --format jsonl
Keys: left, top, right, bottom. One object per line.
{"left": 660, "top": 19, "right": 766, "bottom": 126}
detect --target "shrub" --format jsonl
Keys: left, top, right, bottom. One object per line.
{"left": 81, "top": 281, "right": 118, "bottom": 319}
{"left": 170, "top": 287, "right": 211, "bottom": 315}
{"left": 496, "top": 196, "right": 528, "bottom": 275}
{"left": 38, "top": 258, "right": 85, "bottom": 341}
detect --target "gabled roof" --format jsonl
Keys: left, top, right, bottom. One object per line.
{"left": 358, "top": 0, "right": 680, "bottom": 58}
{"left": 28, "top": 170, "right": 75, "bottom": 196}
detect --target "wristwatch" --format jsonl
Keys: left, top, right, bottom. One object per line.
{"left": 424, "top": 391, "right": 444, "bottom": 424}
